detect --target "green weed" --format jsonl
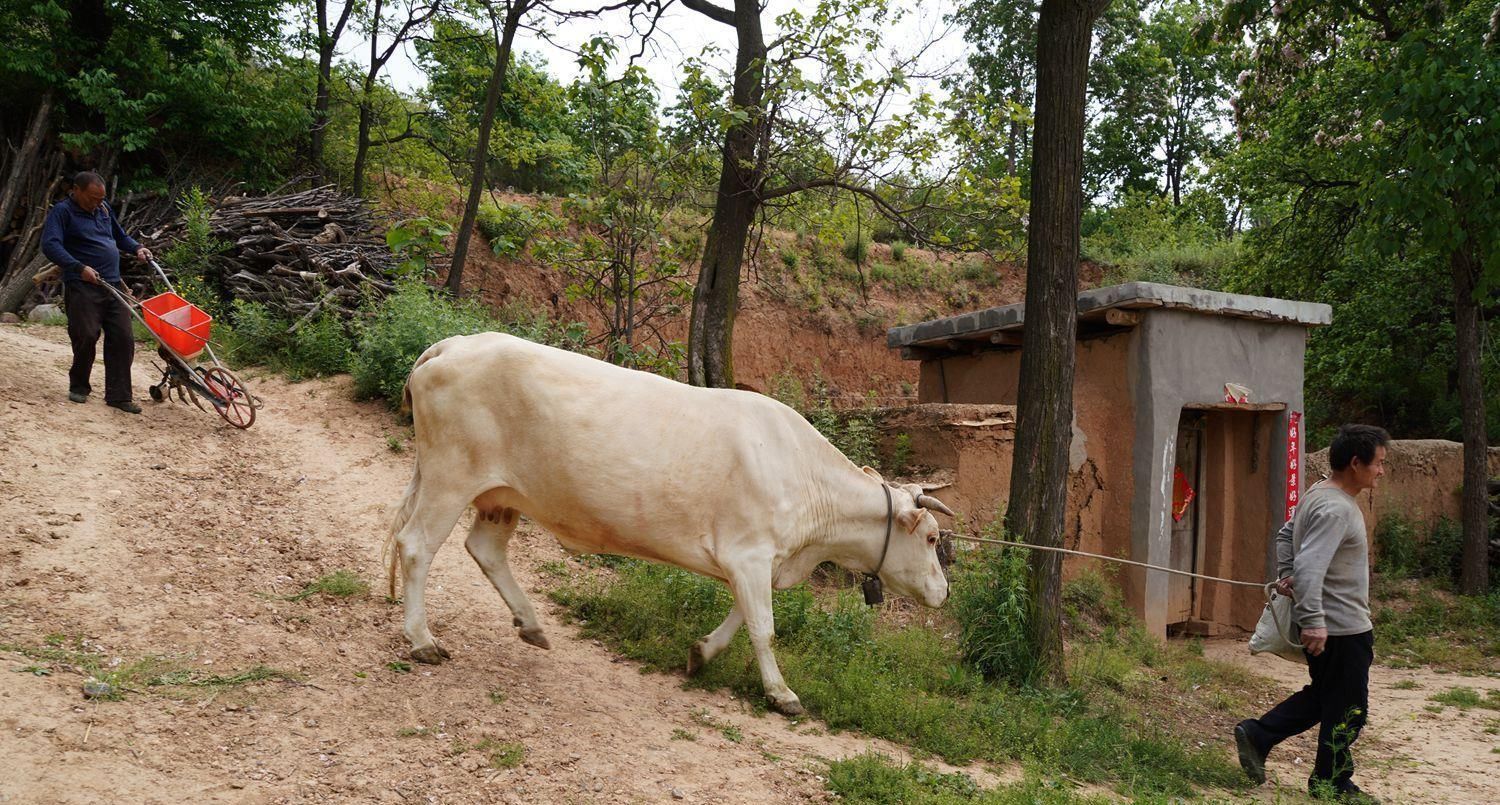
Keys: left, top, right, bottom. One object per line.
{"left": 826, "top": 753, "right": 1111, "bottom": 804}
{"left": 1391, "top": 679, "right": 1419, "bottom": 690}
{"left": 280, "top": 570, "right": 368, "bottom": 601}
{"left": 1428, "top": 687, "right": 1500, "bottom": 711}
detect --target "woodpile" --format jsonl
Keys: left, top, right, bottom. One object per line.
{"left": 139, "top": 185, "right": 398, "bottom": 323}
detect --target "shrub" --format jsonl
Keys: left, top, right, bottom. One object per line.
{"left": 476, "top": 202, "right": 555, "bottom": 258}
{"left": 806, "top": 405, "right": 879, "bottom": 468}
{"left": 779, "top": 250, "right": 798, "bottom": 271}
{"left": 350, "top": 281, "right": 587, "bottom": 407}
{"left": 948, "top": 538, "right": 1038, "bottom": 687}
{"left": 350, "top": 282, "right": 504, "bottom": 404}
{"left": 889, "top": 433, "right": 913, "bottom": 477}
{"left": 221, "top": 300, "right": 350, "bottom": 379}
{"left": 1419, "top": 518, "right": 1463, "bottom": 582}
{"left": 1375, "top": 514, "right": 1421, "bottom": 578}
{"left": 843, "top": 231, "right": 871, "bottom": 264}
{"left": 890, "top": 240, "right": 908, "bottom": 262}
{"left": 289, "top": 312, "right": 353, "bottom": 377}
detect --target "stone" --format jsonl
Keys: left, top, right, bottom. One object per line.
{"left": 672, "top": 788, "right": 686, "bottom": 800}
{"left": 27, "top": 304, "right": 64, "bottom": 324}
{"left": 0, "top": 312, "right": 18, "bottom": 324}
{"left": 82, "top": 678, "right": 114, "bottom": 699}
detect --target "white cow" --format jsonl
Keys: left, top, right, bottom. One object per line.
{"left": 385, "top": 332, "right": 953, "bottom": 714}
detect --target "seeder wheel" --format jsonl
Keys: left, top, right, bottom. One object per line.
{"left": 202, "top": 367, "right": 256, "bottom": 429}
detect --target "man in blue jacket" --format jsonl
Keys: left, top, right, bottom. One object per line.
{"left": 42, "top": 172, "right": 153, "bottom": 413}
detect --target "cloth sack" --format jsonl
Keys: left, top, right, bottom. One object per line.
{"left": 1249, "top": 587, "right": 1306, "bottom": 664}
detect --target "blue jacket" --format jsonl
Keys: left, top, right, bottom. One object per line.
{"left": 41, "top": 197, "right": 140, "bottom": 284}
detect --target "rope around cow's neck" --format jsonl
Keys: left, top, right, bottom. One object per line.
{"left": 945, "top": 532, "right": 1276, "bottom": 595}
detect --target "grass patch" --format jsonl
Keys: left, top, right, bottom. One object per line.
{"left": 397, "top": 726, "right": 435, "bottom": 738}
{"left": 453, "top": 737, "right": 525, "bottom": 768}
{"left": 1374, "top": 582, "right": 1500, "bottom": 672}
{"left": 487, "top": 686, "right": 506, "bottom": 704}
{"left": 1428, "top": 687, "right": 1500, "bottom": 711}
{"left": 689, "top": 708, "right": 744, "bottom": 743}
{"left": 0, "top": 635, "right": 298, "bottom": 700}
{"left": 549, "top": 556, "right": 1249, "bottom": 799}
{"left": 279, "top": 570, "right": 369, "bottom": 602}
{"left": 386, "top": 661, "right": 412, "bottom": 674}
{"left": 826, "top": 753, "right": 1111, "bottom": 804}
{"left": 670, "top": 728, "right": 696, "bottom": 741}
{"left": 1390, "top": 679, "right": 1420, "bottom": 690}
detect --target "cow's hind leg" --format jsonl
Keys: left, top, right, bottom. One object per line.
{"left": 688, "top": 605, "right": 743, "bottom": 676}
{"left": 727, "top": 566, "right": 803, "bottom": 716}
{"left": 395, "top": 488, "right": 469, "bottom": 664}
{"left": 466, "top": 506, "right": 549, "bottom": 649}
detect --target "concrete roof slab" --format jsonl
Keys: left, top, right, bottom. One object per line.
{"left": 887, "top": 282, "right": 1333, "bottom": 348}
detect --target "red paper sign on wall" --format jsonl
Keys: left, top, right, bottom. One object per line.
{"left": 1286, "top": 411, "right": 1302, "bottom": 521}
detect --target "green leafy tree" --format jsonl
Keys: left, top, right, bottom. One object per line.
{"left": 1223, "top": 0, "right": 1499, "bottom": 593}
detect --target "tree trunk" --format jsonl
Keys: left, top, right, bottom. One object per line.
{"left": 311, "top": 1, "right": 353, "bottom": 176}
{"left": 686, "top": 0, "right": 766, "bottom": 388}
{"left": 1452, "top": 240, "right": 1490, "bottom": 595}
{"left": 0, "top": 252, "right": 52, "bottom": 315}
{"left": 1004, "top": 0, "right": 1111, "bottom": 687}
{"left": 0, "top": 91, "right": 54, "bottom": 245}
{"left": 447, "top": 0, "right": 527, "bottom": 297}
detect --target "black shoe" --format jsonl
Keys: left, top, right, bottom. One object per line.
{"left": 68, "top": 391, "right": 88, "bottom": 404}
{"left": 106, "top": 400, "right": 142, "bottom": 414}
{"left": 1234, "top": 720, "right": 1267, "bottom": 785}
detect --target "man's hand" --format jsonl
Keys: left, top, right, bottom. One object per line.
{"left": 81, "top": 266, "right": 101, "bottom": 284}
{"left": 135, "top": 246, "right": 153, "bottom": 263}
{"left": 1300, "top": 627, "right": 1328, "bottom": 657}
{"left": 1274, "top": 576, "right": 1295, "bottom": 597}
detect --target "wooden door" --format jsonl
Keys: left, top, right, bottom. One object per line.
{"left": 1169, "top": 413, "right": 1205, "bottom": 624}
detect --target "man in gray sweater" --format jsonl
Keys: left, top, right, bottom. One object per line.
{"left": 1235, "top": 424, "right": 1389, "bottom": 802}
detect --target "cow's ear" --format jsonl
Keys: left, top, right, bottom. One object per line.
{"left": 896, "top": 506, "right": 924, "bottom": 535}
{"left": 861, "top": 466, "right": 885, "bottom": 482}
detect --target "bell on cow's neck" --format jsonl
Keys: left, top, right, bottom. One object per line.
{"left": 861, "top": 574, "right": 884, "bottom": 606}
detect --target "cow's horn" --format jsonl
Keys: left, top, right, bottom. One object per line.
{"left": 915, "top": 494, "right": 954, "bottom": 517}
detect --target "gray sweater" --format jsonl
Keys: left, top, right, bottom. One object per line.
{"left": 1275, "top": 482, "right": 1372, "bottom": 636}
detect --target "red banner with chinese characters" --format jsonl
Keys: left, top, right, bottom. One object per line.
{"left": 1286, "top": 411, "right": 1302, "bottom": 521}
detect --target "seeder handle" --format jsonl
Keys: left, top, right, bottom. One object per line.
{"left": 147, "top": 259, "right": 177, "bottom": 296}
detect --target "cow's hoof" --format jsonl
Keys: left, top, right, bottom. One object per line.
{"left": 519, "top": 627, "right": 551, "bottom": 650}
{"left": 411, "top": 644, "right": 451, "bottom": 665}
{"left": 770, "top": 695, "right": 804, "bottom": 716}
{"left": 687, "top": 642, "right": 706, "bottom": 676}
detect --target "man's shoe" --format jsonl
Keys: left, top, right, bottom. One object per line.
{"left": 68, "top": 392, "right": 88, "bottom": 403}
{"left": 106, "top": 400, "right": 142, "bottom": 414}
{"left": 1234, "top": 720, "right": 1267, "bottom": 785}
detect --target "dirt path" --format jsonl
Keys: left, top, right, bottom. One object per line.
{"left": 1205, "top": 638, "right": 1500, "bottom": 803}
{"left": 0, "top": 324, "right": 990, "bottom": 805}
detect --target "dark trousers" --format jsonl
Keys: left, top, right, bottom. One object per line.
{"left": 1246, "top": 630, "right": 1374, "bottom": 791}
{"left": 64, "top": 281, "right": 135, "bottom": 403}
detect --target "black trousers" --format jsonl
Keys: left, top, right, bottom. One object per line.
{"left": 63, "top": 281, "right": 135, "bottom": 403}
{"left": 1246, "top": 630, "right": 1374, "bottom": 791}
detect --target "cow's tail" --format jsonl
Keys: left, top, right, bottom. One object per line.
{"left": 384, "top": 463, "right": 421, "bottom": 599}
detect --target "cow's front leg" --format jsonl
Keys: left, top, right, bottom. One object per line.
{"left": 688, "top": 605, "right": 743, "bottom": 676}
{"left": 727, "top": 567, "right": 802, "bottom": 716}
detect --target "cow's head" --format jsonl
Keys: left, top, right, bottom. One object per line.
{"left": 862, "top": 469, "right": 954, "bottom": 608}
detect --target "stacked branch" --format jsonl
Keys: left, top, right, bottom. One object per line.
{"left": 141, "top": 186, "right": 399, "bottom": 324}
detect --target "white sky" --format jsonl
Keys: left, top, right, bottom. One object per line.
{"left": 349, "top": 0, "right": 963, "bottom": 114}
